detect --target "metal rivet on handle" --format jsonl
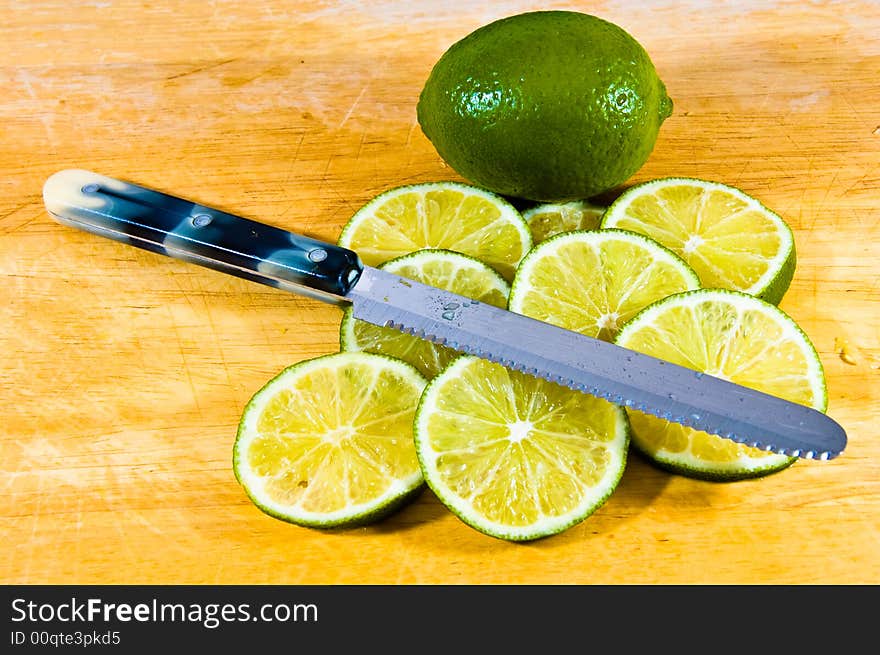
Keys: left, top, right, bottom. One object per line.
{"left": 308, "top": 248, "right": 328, "bottom": 262}
{"left": 82, "top": 184, "right": 100, "bottom": 193}
{"left": 191, "top": 213, "right": 212, "bottom": 227}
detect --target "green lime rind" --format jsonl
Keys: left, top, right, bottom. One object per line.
{"left": 758, "top": 246, "right": 796, "bottom": 307}
{"left": 339, "top": 249, "right": 511, "bottom": 379}
{"left": 233, "top": 352, "right": 428, "bottom": 529}
{"left": 600, "top": 177, "right": 796, "bottom": 305}
{"left": 413, "top": 354, "right": 631, "bottom": 542}
{"left": 336, "top": 181, "right": 532, "bottom": 282}
{"left": 614, "top": 288, "right": 828, "bottom": 481}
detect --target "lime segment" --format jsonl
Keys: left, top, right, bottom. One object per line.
{"left": 415, "top": 355, "right": 629, "bottom": 541}
{"left": 234, "top": 352, "right": 428, "bottom": 527}
{"left": 614, "top": 289, "right": 827, "bottom": 480}
{"left": 601, "top": 178, "right": 795, "bottom": 304}
{"left": 337, "top": 181, "right": 531, "bottom": 281}
{"left": 509, "top": 229, "right": 700, "bottom": 342}
{"left": 523, "top": 200, "right": 606, "bottom": 243}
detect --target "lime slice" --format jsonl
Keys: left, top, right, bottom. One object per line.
{"left": 340, "top": 249, "right": 509, "bottom": 379}
{"left": 600, "top": 178, "right": 795, "bottom": 304}
{"left": 508, "top": 229, "right": 700, "bottom": 342}
{"left": 337, "top": 181, "right": 532, "bottom": 281}
{"left": 414, "top": 356, "right": 629, "bottom": 541}
{"left": 614, "top": 289, "right": 827, "bottom": 480}
{"left": 522, "top": 200, "right": 606, "bottom": 243}
{"left": 233, "top": 352, "right": 428, "bottom": 527}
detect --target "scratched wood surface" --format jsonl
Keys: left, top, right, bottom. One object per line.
{"left": 1, "top": 0, "right": 878, "bottom": 585}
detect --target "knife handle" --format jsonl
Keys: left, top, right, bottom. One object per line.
{"left": 42, "top": 169, "right": 363, "bottom": 304}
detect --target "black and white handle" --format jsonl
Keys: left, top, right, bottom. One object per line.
{"left": 42, "top": 169, "right": 364, "bottom": 304}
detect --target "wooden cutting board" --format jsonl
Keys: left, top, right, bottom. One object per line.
{"left": 2, "top": 0, "right": 878, "bottom": 584}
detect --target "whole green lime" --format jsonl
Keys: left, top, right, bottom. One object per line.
{"left": 417, "top": 11, "right": 673, "bottom": 202}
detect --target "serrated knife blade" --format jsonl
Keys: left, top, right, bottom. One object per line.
{"left": 349, "top": 266, "right": 846, "bottom": 460}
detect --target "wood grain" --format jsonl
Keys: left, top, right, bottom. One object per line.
{"left": 1, "top": 0, "right": 878, "bottom": 584}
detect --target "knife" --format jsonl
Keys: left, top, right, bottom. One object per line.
{"left": 42, "top": 169, "right": 847, "bottom": 460}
